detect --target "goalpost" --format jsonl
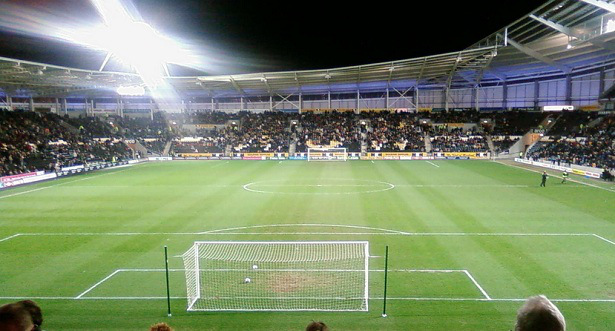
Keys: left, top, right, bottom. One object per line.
{"left": 307, "top": 147, "right": 347, "bottom": 161}
{"left": 182, "top": 241, "right": 369, "bottom": 312}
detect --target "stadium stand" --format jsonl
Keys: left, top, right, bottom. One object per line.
{"left": 0, "top": 110, "right": 153, "bottom": 176}
{"left": 527, "top": 114, "right": 615, "bottom": 170}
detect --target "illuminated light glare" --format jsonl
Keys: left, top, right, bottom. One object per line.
{"left": 117, "top": 85, "right": 146, "bottom": 96}
{"left": 606, "top": 19, "right": 615, "bottom": 34}
{"left": 84, "top": 0, "right": 193, "bottom": 105}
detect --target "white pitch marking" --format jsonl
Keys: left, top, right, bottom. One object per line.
{"left": 593, "top": 234, "right": 615, "bottom": 246}
{"left": 115, "top": 268, "right": 466, "bottom": 273}
{"left": 426, "top": 161, "right": 440, "bottom": 168}
{"left": 75, "top": 270, "right": 122, "bottom": 299}
{"left": 208, "top": 161, "right": 229, "bottom": 169}
{"left": 242, "top": 180, "right": 395, "bottom": 195}
{"left": 371, "top": 297, "right": 615, "bottom": 303}
{"left": 496, "top": 161, "right": 615, "bottom": 193}
{"left": 393, "top": 184, "right": 528, "bottom": 188}
{"left": 0, "top": 233, "right": 21, "bottom": 243}
{"left": 15, "top": 231, "right": 595, "bottom": 238}
{"left": 0, "top": 168, "right": 131, "bottom": 200}
{"left": 1, "top": 296, "right": 614, "bottom": 303}
{"left": 463, "top": 270, "right": 491, "bottom": 300}
{"left": 197, "top": 223, "right": 411, "bottom": 235}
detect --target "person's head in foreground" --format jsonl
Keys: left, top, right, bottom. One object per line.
{"left": 0, "top": 302, "right": 35, "bottom": 331}
{"left": 150, "top": 322, "right": 174, "bottom": 331}
{"left": 16, "top": 300, "right": 42, "bottom": 331}
{"left": 515, "top": 295, "right": 565, "bottom": 331}
{"left": 306, "top": 321, "right": 329, "bottom": 331}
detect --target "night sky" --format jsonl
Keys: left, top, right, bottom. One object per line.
{"left": 0, "top": 0, "right": 541, "bottom": 75}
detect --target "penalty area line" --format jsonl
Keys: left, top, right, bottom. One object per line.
{"left": 593, "top": 234, "right": 615, "bottom": 246}
{"left": 463, "top": 270, "right": 491, "bottom": 300}
{"left": 0, "top": 234, "right": 21, "bottom": 243}
{"left": 74, "top": 270, "right": 122, "bottom": 299}
{"left": 426, "top": 161, "right": 440, "bottom": 168}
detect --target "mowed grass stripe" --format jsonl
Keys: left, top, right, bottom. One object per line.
{"left": 0, "top": 160, "right": 614, "bottom": 330}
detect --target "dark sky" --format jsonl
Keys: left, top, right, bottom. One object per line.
{"left": 0, "top": 0, "right": 541, "bottom": 75}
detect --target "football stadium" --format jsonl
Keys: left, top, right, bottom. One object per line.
{"left": 0, "top": 0, "right": 614, "bottom": 330}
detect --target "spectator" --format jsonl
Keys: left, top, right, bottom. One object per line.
{"left": 149, "top": 322, "right": 174, "bottom": 331}
{"left": 15, "top": 301, "right": 42, "bottom": 331}
{"left": 306, "top": 321, "right": 329, "bottom": 331}
{"left": 515, "top": 295, "right": 565, "bottom": 331}
{"left": 0, "top": 301, "right": 36, "bottom": 331}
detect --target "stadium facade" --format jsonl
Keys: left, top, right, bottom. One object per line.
{"left": 0, "top": 0, "right": 614, "bottom": 115}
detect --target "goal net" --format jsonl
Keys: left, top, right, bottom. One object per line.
{"left": 307, "top": 147, "right": 347, "bottom": 161}
{"left": 182, "top": 241, "right": 369, "bottom": 312}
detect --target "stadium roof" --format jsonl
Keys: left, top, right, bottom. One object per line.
{"left": 0, "top": 0, "right": 614, "bottom": 99}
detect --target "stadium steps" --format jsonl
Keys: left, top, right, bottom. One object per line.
{"left": 124, "top": 140, "right": 148, "bottom": 157}
{"left": 485, "top": 135, "right": 495, "bottom": 154}
{"left": 58, "top": 119, "right": 80, "bottom": 134}
{"left": 360, "top": 132, "right": 367, "bottom": 154}
{"left": 587, "top": 115, "right": 605, "bottom": 129}
{"left": 540, "top": 114, "right": 559, "bottom": 133}
{"left": 162, "top": 141, "right": 172, "bottom": 156}
{"left": 424, "top": 132, "right": 432, "bottom": 152}
{"left": 289, "top": 141, "right": 296, "bottom": 154}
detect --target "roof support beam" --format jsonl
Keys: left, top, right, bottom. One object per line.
{"left": 529, "top": 14, "right": 615, "bottom": 52}
{"left": 228, "top": 76, "right": 244, "bottom": 95}
{"left": 580, "top": 0, "right": 615, "bottom": 13}
{"left": 445, "top": 53, "right": 463, "bottom": 90}
{"left": 528, "top": 14, "right": 574, "bottom": 36}
{"left": 261, "top": 75, "right": 272, "bottom": 95}
{"left": 504, "top": 37, "right": 571, "bottom": 73}
{"left": 475, "top": 51, "right": 497, "bottom": 85}
{"left": 99, "top": 52, "right": 112, "bottom": 72}
{"left": 388, "top": 86, "right": 416, "bottom": 109}
{"left": 273, "top": 92, "right": 299, "bottom": 109}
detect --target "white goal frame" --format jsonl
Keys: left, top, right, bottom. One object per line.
{"left": 182, "top": 241, "right": 369, "bottom": 312}
{"left": 307, "top": 147, "right": 347, "bottom": 161}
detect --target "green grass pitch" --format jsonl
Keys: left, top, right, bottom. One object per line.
{"left": 1, "top": 160, "right": 614, "bottom": 330}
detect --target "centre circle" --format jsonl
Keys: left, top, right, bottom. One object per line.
{"left": 243, "top": 178, "right": 395, "bottom": 195}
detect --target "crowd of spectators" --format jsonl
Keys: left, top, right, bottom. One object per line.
{"left": 0, "top": 110, "right": 152, "bottom": 177}
{"left": 141, "top": 139, "right": 167, "bottom": 155}
{"left": 479, "top": 111, "right": 547, "bottom": 154}
{"left": 492, "top": 136, "right": 520, "bottom": 154}
{"left": 485, "top": 111, "right": 545, "bottom": 136}
{"left": 366, "top": 112, "right": 424, "bottom": 152}
{"left": 429, "top": 110, "right": 481, "bottom": 124}
{"left": 229, "top": 112, "right": 292, "bottom": 153}
{"left": 297, "top": 112, "right": 358, "bottom": 152}
{"left": 5, "top": 108, "right": 611, "bottom": 175}
{"left": 548, "top": 111, "right": 600, "bottom": 137}
{"left": 527, "top": 114, "right": 614, "bottom": 170}
{"left": 430, "top": 128, "right": 488, "bottom": 152}
{"left": 1, "top": 111, "right": 131, "bottom": 176}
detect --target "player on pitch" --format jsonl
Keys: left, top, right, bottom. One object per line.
{"left": 561, "top": 171, "right": 568, "bottom": 184}
{"left": 540, "top": 171, "right": 548, "bottom": 187}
